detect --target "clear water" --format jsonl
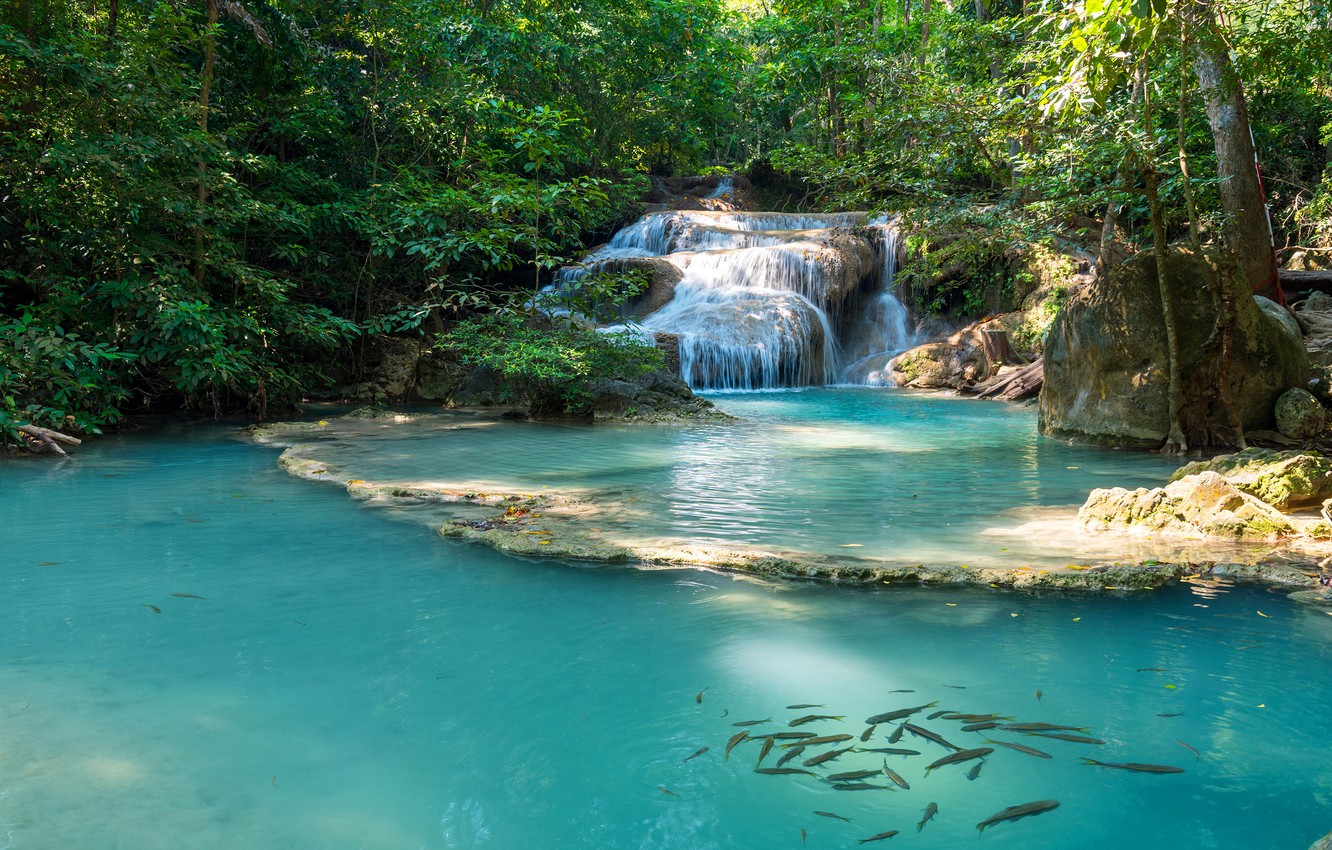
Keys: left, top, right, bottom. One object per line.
{"left": 277, "top": 389, "right": 1229, "bottom": 569}
{"left": 3, "top": 404, "right": 1331, "bottom": 850}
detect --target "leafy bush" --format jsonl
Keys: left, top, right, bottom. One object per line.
{"left": 439, "top": 312, "right": 664, "bottom": 417}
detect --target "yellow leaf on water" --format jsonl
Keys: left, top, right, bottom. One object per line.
{"left": 1072, "top": 617, "right": 1081, "bottom": 622}
{"left": 1257, "top": 703, "right": 1266, "bottom": 708}
{"left": 839, "top": 544, "right": 863, "bottom": 548}
{"left": 946, "top": 603, "right": 958, "bottom": 607}
{"left": 1256, "top": 611, "right": 1270, "bottom": 618}
{"left": 317, "top": 420, "right": 328, "bottom": 426}
{"left": 1164, "top": 684, "right": 1177, "bottom": 689}
{"left": 1067, "top": 466, "right": 1079, "bottom": 469}
{"left": 539, "top": 540, "right": 551, "bottom": 545}
{"left": 1010, "top": 612, "right": 1019, "bottom": 618}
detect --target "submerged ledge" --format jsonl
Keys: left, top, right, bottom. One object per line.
{"left": 251, "top": 413, "right": 1329, "bottom": 596}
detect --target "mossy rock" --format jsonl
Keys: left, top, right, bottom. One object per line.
{"left": 1170, "top": 447, "right": 1332, "bottom": 510}
{"left": 1079, "top": 470, "right": 1297, "bottom": 541}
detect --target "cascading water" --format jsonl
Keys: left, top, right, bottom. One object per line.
{"left": 556, "top": 209, "right": 919, "bottom": 390}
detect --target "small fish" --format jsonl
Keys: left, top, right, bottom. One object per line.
{"left": 1157, "top": 712, "right": 1184, "bottom": 717}
{"left": 755, "top": 767, "right": 817, "bottom": 776}
{"left": 733, "top": 718, "right": 773, "bottom": 727}
{"left": 683, "top": 746, "right": 709, "bottom": 763}
{"left": 858, "top": 747, "right": 921, "bottom": 756}
{"left": 171, "top": 593, "right": 207, "bottom": 599}
{"left": 768, "top": 732, "right": 818, "bottom": 740}
{"left": 901, "top": 723, "right": 959, "bottom": 751}
{"left": 776, "top": 746, "right": 806, "bottom": 767}
{"left": 942, "top": 684, "right": 967, "bottom": 689}
{"left": 966, "top": 760, "right": 984, "bottom": 781}
{"left": 271, "top": 775, "right": 279, "bottom": 787}
{"left": 1000, "top": 723, "right": 1090, "bottom": 732}
{"left": 815, "top": 811, "right": 853, "bottom": 822}
{"left": 804, "top": 746, "right": 854, "bottom": 767}
{"left": 860, "top": 725, "right": 877, "bottom": 742}
{"left": 961, "top": 721, "right": 998, "bottom": 732}
{"left": 926, "top": 710, "right": 949, "bottom": 720}
{"left": 834, "top": 783, "right": 893, "bottom": 791}
{"left": 36, "top": 561, "right": 62, "bottom": 566}
{"left": 658, "top": 786, "right": 679, "bottom": 797}
{"left": 887, "top": 724, "right": 905, "bottom": 744}
{"left": 887, "top": 689, "right": 915, "bottom": 693}
{"left": 918, "top": 802, "right": 938, "bottom": 832}
{"left": 790, "top": 714, "right": 844, "bottom": 727}
{"left": 787, "top": 704, "right": 825, "bottom": 709}
{"left": 1035, "top": 689, "right": 1043, "bottom": 703}
{"left": 141, "top": 604, "right": 161, "bottom": 614}
{"left": 883, "top": 762, "right": 910, "bottom": 790}
{"left": 1137, "top": 667, "right": 1167, "bottom": 672}
{"left": 828, "top": 769, "right": 883, "bottom": 782}
{"left": 1027, "top": 732, "right": 1105, "bottom": 744}
{"left": 984, "top": 739, "right": 1052, "bottom": 759}
{"left": 782, "top": 734, "right": 851, "bottom": 748}
{"left": 976, "top": 799, "right": 1061, "bottom": 832}
{"left": 941, "top": 713, "right": 1009, "bottom": 722}
{"left": 866, "top": 701, "right": 938, "bottom": 725}
{"left": 725, "top": 731, "right": 748, "bottom": 760}
{"left": 800, "top": 828, "right": 807, "bottom": 848}
{"left": 720, "top": 709, "right": 729, "bottom": 717}
{"left": 756, "top": 736, "right": 775, "bottom": 766}
{"left": 696, "top": 687, "right": 708, "bottom": 703}
{"left": 924, "top": 747, "right": 992, "bottom": 774}
{"left": 1176, "top": 740, "right": 1200, "bottom": 760}
{"left": 1081, "top": 758, "right": 1184, "bottom": 774}
{"left": 858, "top": 830, "right": 900, "bottom": 843}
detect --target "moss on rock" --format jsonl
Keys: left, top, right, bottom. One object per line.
{"left": 1170, "top": 447, "right": 1332, "bottom": 510}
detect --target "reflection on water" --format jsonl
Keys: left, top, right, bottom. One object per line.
{"left": 0, "top": 417, "right": 1330, "bottom": 849}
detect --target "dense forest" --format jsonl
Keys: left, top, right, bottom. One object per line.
{"left": 2, "top": 0, "right": 1330, "bottom": 444}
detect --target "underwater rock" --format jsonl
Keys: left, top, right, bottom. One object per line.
{"left": 1309, "top": 828, "right": 1332, "bottom": 850}
{"left": 1169, "top": 448, "right": 1332, "bottom": 510}
{"left": 1041, "top": 247, "right": 1307, "bottom": 447}
{"left": 1078, "top": 471, "right": 1297, "bottom": 541}
{"left": 1275, "top": 388, "right": 1328, "bottom": 440}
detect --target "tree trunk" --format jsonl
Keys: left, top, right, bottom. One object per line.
{"left": 1187, "top": 0, "right": 1275, "bottom": 301}
{"left": 194, "top": 0, "right": 219, "bottom": 288}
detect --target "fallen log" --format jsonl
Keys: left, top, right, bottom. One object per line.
{"left": 17, "top": 424, "right": 82, "bottom": 457}
{"left": 971, "top": 357, "right": 1044, "bottom": 402}
{"left": 1280, "top": 269, "right": 1332, "bottom": 291}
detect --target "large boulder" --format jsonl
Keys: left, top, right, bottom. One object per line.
{"left": 1275, "top": 388, "right": 1328, "bottom": 440}
{"left": 1041, "top": 247, "right": 1308, "bottom": 447}
{"left": 886, "top": 313, "right": 1024, "bottom": 389}
{"left": 1170, "top": 448, "right": 1332, "bottom": 510}
{"left": 1078, "top": 470, "right": 1297, "bottom": 541}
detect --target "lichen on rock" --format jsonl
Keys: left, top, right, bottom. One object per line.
{"left": 1078, "top": 470, "right": 1297, "bottom": 541}
{"left": 1169, "top": 447, "right": 1332, "bottom": 510}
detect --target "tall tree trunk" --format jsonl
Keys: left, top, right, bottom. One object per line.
{"left": 1176, "top": 8, "right": 1200, "bottom": 247}
{"left": 194, "top": 0, "right": 219, "bottom": 288}
{"left": 1187, "top": 0, "right": 1275, "bottom": 301}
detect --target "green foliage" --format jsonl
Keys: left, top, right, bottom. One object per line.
{"left": 440, "top": 313, "right": 664, "bottom": 417}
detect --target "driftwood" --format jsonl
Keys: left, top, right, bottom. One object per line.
{"left": 1280, "top": 270, "right": 1332, "bottom": 291}
{"left": 966, "top": 357, "right": 1044, "bottom": 402}
{"left": 17, "top": 424, "right": 82, "bottom": 457}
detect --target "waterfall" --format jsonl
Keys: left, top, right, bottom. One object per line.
{"left": 555, "top": 209, "right": 918, "bottom": 391}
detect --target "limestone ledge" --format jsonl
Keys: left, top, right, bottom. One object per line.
{"left": 262, "top": 443, "right": 1324, "bottom": 595}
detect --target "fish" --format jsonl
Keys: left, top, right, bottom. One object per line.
{"left": 926, "top": 710, "right": 949, "bottom": 720}
{"left": 790, "top": 714, "right": 844, "bottom": 727}
{"left": 887, "top": 689, "right": 915, "bottom": 693}
{"left": 858, "top": 747, "right": 920, "bottom": 756}
{"left": 828, "top": 769, "right": 883, "bottom": 782}
{"left": 787, "top": 704, "right": 824, "bottom": 709}
{"left": 1156, "top": 712, "right": 1184, "bottom": 717}
{"left": 658, "top": 786, "right": 679, "bottom": 797}
{"left": 800, "top": 828, "right": 807, "bottom": 848}
{"left": 768, "top": 732, "right": 818, "bottom": 740}
{"left": 1035, "top": 689, "right": 1043, "bottom": 703}
{"left": 942, "top": 713, "right": 1009, "bottom": 722}
{"left": 966, "top": 760, "right": 984, "bottom": 781}
{"left": 860, "top": 725, "right": 877, "bottom": 742}
{"left": 720, "top": 709, "right": 729, "bottom": 717}
{"left": 1000, "top": 723, "right": 1090, "bottom": 732}
{"left": 962, "top": 721, "right": 999, "bottom": 732}
{"left": 756, "top": 736, "right": 775, "bottom": 766}
{"left": 776, "top": 746, "right": 806, "bottom": 767}
{"left": 1137, "top": 667, "right": 1167, "bottom": 672}
{"left": 976, "top": 799, "right": 1061, "bottom": 832}
{"left": 858, "top": 830, "right": 900, "bottom": 843}
{"left": 815, "top": 811, "right": 852, "bottom": 822}
{"left": 683, "top": 746, "right": 709, "bottom": 763}
{"left": 804, "top": 746, "right": 854, "bottom": 767}
{"left": 1176, "top": 740, "right": 1201, "bottom": 760}
{"left": 924, "top": 747, "right": 992, "bottom": 774}
{"left": 696, "top": 687, "right": 709, "bottom": 703}
{"left": 866, "top": 701, "right": 938, "bottom": 725}
{"left": 171, "top": 593, "right": 207, "bottom": 599}
{"left": 901, "top": 723, "right": 960, "bottom": 751}
{"left": 918, "top": 802, "right": 938, "bottom": 832}
{"left": 943, "top": 684, "right": 967, "bottom": 689}
{"left": 887, "top": 724, "right": 905, "bottom": 743}
{"left": 782, "top": 734, "right": 851, "bottom": 748}
{"left": 883, "top": 762, "right": 910, "bottom": 790}
{"left": 833, "top": 783, "right": 893, "bottom": 791}
{"left": 984, "top": 739, "right": 1053, "bottom": 759}
{"left": 725, "top": 731, "right": 748, "bottom": 760}
{"left": 1027, "top": 732, "right": 1105, "bottom": 744}
{"left": 733, "top": 718, "right": 773, "bottom": 726}
{"left": 1081, "top": 758, "right": 1184, "bottom": 774}
{"left": 141, "top": 604, "right": 161, "bottom": 614}
{"left": 754, "top": 767, "right": 817, "bottom": 777}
